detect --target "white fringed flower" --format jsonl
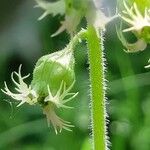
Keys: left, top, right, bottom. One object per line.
{"left": 35, "top": 0, "right": 117, "bottom": 37}
{"left": 43, "top": 81, "right": 77, "bottom": 134}
{"left": 1, "top": 65, "right": 38, "bottom": 107}
{"left": 43, "top": 105, "right": 74, "bottom": 134}
{"left": 120, "top": 1, "right": 150, "bottom": 32}
{"left": 117, "top": 2, "right": 150, "bottom": 52}
{"left": 44, "top": 81, "right": 78, "bottom": 109}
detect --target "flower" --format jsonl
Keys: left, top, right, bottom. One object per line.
{"left": 1, "top": 62, "right": 77, "bottom": 134}
{"left": 119, "top": 2, "right": 150, "bottom": 33}
{"left": 30, "top": 47, "right": 77, "bottom": 133}
{"left": 1, "top": 44, "right": 78, "bottom": 134}
{"left": 43, "top": 104, "right": 74, "bottom": 134}
{"left": 34, "top": 0, "right": 83, "bottom": 36}
{"left": 43, "top": 81, "right": 78, "bottom": 134}
{"left": 1, "top": 65, "right": 38, "bottom": 107}
{"left": 117, "top": 1, "right": 150, "bottom": 52}
{"left": 45, "top": 80, "right": 78, "bottom": 109}
{"left": 35, "top": 0, "right": 117, "bottom": 36}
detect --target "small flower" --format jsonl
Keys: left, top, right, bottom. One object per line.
{"left": 120, "top": 1, "right": 150, "bottom": 33}
{"left": 1, "top": 65, "right": 38, "bottom": 107}
{"left": 117, "top": 1, "right": 150, "bottom": 52}
{"left": 43, "top": 104, "right": 74, "bottom": 134}
{"left": 43, "top": 80, "right": 77, "bottom": 134}
{"left": 35, "top": 0, "right": 83, "bottom": 36}
{"left": 35, "top": 0, "right": 117, "bottom": 36}
{"left": 45, "top": 80, "right": 78, "bottom": 109}
{"left": 1, "top": 49, "right": 77, "bottom": 134}
{"left": 31, "top": 47, "right": 77, "bottom": 133}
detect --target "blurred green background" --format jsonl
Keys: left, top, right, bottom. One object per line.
{"left": 0, "top": 0, "right": 150, "bottom": 150}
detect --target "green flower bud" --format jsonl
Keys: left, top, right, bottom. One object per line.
{"left": 31, "top": 48, "right": 75, "bottom": 101}
{"left": 31, "top": 47, "right": 78, "bottom": 133}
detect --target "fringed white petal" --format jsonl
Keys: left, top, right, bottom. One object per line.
{"left": 1, "top": 65, "right": 38, "bottom": 106}
{"left": 43, "top": 105, "right": 74, "bottom": 134}
{"left": 44, "top": 80, "right": 78, "bottom": 109}
{"left": 120, "top": 2, "right": 150, "bottom": 32}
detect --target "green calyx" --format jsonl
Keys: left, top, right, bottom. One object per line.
{"left": 31, "top": 48, "right": 75, "bottom": 104}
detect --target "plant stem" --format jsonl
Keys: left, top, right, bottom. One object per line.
{"left": 87, "top": 26, "right": 107, "bottom": 150}
{"left": 67, "top": 29, "right": 87, "bottom": 50}
{"left": 67, "top": 27, "right": 107, "bottom": 149}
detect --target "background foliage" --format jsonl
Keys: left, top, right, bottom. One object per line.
{"left": 0, "top": 0, "right": 150, "bottom": 150}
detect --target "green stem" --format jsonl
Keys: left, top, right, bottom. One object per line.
{"left": 66, "top": 27, "right": 107, "bottom": 149}
{"left": 67, "top": 29, "right": 87, "bottom": 50}
{"left": 87, "top": 26, "right": 107, "bottom": 150}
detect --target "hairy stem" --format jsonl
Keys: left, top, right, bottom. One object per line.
{"left": 67, "top": 29, "right": 87, "bottom": 50}
{"left": 66, "top": 27, "right": 108, "bottom": 149}
{"left": 87, "top": 26, "right": 107, "bottom": 150}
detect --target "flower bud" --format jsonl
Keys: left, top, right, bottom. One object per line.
{"left": 31, "top": 48, "right": 78, "bottom": 133}
{"left": 31, "top": 48, "right": 75, "bottom": 101}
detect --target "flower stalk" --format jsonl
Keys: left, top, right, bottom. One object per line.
{"left": 86, "top": 25, "right": 107, "bottom": 150}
